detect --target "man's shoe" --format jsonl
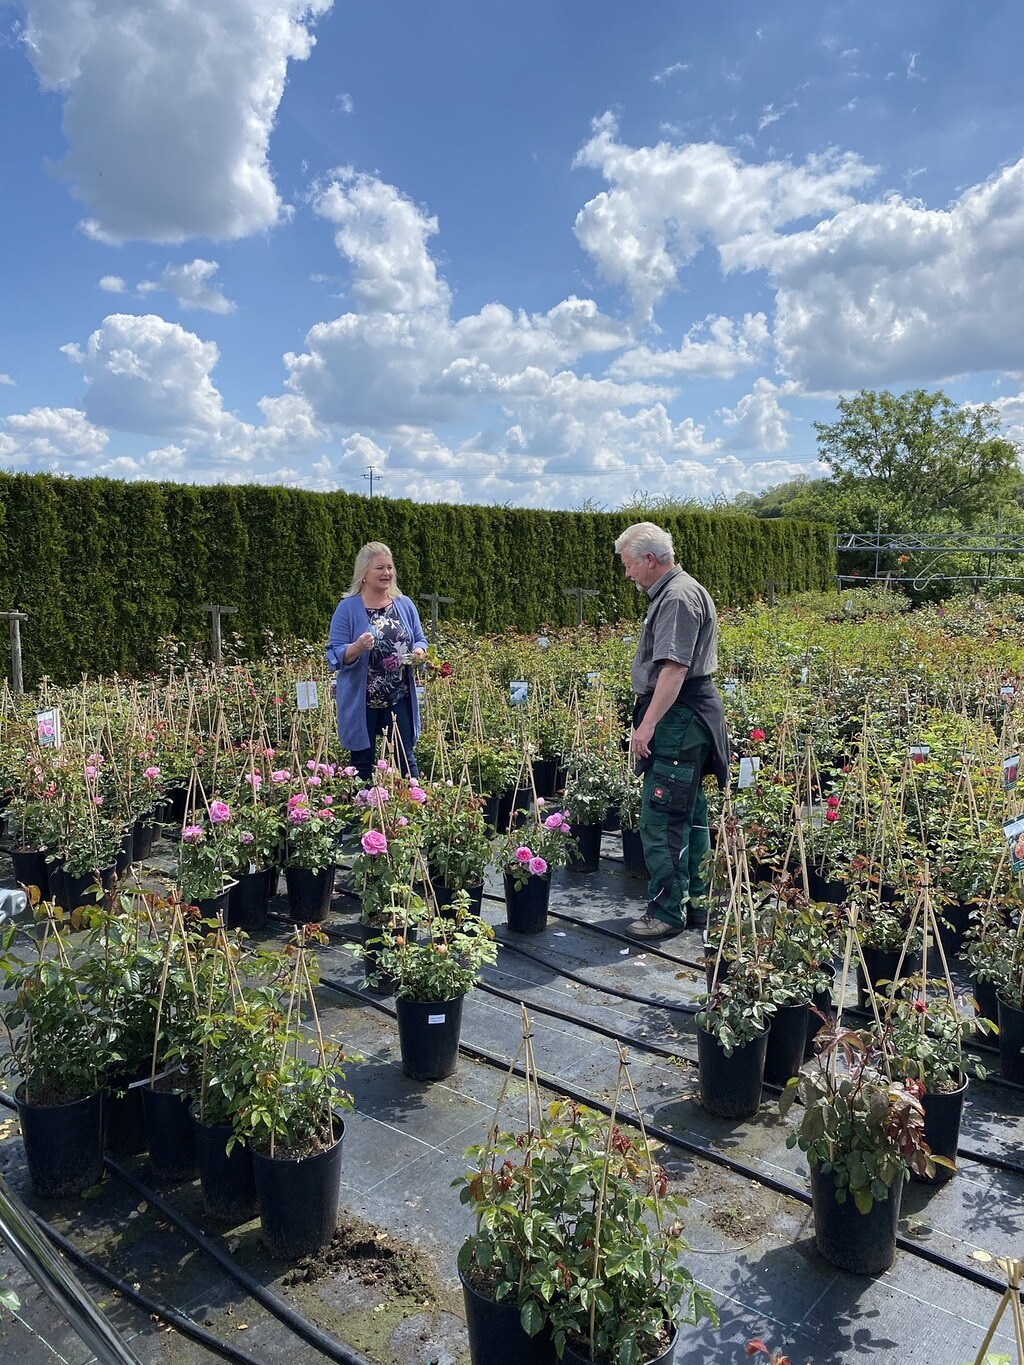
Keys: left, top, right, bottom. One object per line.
{"left": 626, "top": 913, "right": 684, "bottom": 941}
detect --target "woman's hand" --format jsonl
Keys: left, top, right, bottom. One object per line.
{"left": 356, "top": 631, "right": 374, "bottom": 654}
{"left": 410, "top": 646, "right": 427, "bottom": 665}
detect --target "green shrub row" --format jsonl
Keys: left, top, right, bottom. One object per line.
{"left": 0, "top": 473, "right": 835, "bottom": 685}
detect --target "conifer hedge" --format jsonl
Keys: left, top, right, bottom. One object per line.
{"left": 0, "top": 473, "right": 834, "bottom": 685}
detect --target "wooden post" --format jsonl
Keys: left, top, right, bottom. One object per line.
{"left": 0, "top": 611, "right": 27, "bottom": 695}
{"left": 563, "top": 587, "right": 599, "bottom": 627}
{"left": 201, "top": 604, "right": 238, "bottom": 666}
{"left": 421, "top": 592, "right": 454, "bottom": 635}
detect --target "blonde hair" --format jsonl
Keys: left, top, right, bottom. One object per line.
{"left": 346, "top": 541, "right": 404, "bottom": 598}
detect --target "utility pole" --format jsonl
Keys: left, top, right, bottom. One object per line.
{"left": 874, "top": 509, "right": 882, "bottom": 580}
{"left": 0, "top": 610, "right": 27, "bottom": 694}
{"left": 563, "top": 587, "right": 599, "bottom": 627}
{"left": 362, "top": 466, "right": 382, "bottom": 497}
{"left": 421, "top": 592, "right": 455, "bottom": 635}
{"left": 201, "top": 604, "right": 238, "bottom": 666}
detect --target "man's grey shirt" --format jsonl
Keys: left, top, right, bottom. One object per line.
{"left": 630, "top": 566, "right": 719, "bottom": 697}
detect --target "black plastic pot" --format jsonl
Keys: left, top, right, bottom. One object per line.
{"left": 195, "top": 888, "right": 232, "bottom": 922}
{"left": 16, "top": 1083, "right": 105, "bottom": 1198}
{"left": 483, "top": 789, "right": 530, "bottom": 833}
{"left": 569, "top": 822, "right": 603, "bottom": 873}
{"left": 503, "top": 873, "right": 551, "bottom": 934}
{"left": 805, "top": 970, "right": 836, "bottom": 1059}
{"left": 396, "top": 994, "right": 465, "bottom": 1081}
{"left": 113, "top": 827, "right": 133, "bottom": 877}
{"left": 997, "top": 994, "right": 1024, "bottom": 1084}
{"left": 460, "top": 1270, "right": 555, "bottom": 1365}
{"left": 764, "top": 1001, "right": 810, "bottom": 1088}
{"left": 284, "top": 864, "right": 336, "bottom": 923}
{"left": 141, "top": 1083, "right": 198, "bottom": 1182}
{"left": 433, "top": 880, "right": 485, "bottom": 919}
{"left": 563, "top": 1327, "right": 676, "bottom": 1365}
{"left": 11, "top": 848, "right": 49, "bottom": 900}
{"left": 696, "top": 1024, "right": 768, "bottom": 1120}
{"left": 810, "top": 1164, "right": 904, "bottom": 1274}
{"left": 531, "top": 758, "right": 560, "bottom": 800}
{"left": 104, "top": 1072, "right": 148, "bottom": 1156}
{"left": 191, "top": 1109, "right": 257, "bottom": 1223}
{"left": 164, "top": 786, "right": 189, "bottom": 828}
{"left": 602, "top": 804, "right": 621, "bottom": 833}
{"left": 972, "top": 976, "right": 1000, "bottom": 1029}
{"left": 227, "top": 867, "right": 275, "bottom": 932}
{"left": 937, "top": 897, "right": 972, "bottom": 959}
{"left": 917, "top": 1074, "right": 967, "bottom": 1184}
{"left": 57, "top": 865, "right": 114, "bottom": 915}
{"left": 621, "top": 828, "right": 647, "bottom": 879}
{"left": 857, "top": 945, "right": 922, "bottom": 1008}
{"left": 806, "top": 865, "right": 847, "bottom": 904}
{"left": 131, "top": 817, "right": 160, "bottom": 863}
{"left": 251, "top": 1118, "right": 345, "bottom": 1259}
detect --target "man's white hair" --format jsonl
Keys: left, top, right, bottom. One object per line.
{"left": 614, "top": 522, "right": 675, "bottom": 564}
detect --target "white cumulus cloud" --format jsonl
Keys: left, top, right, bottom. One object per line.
{"left": 717, "top": 378, "right": 792, "bottom": 452}
{"left": 0, "top": 406, "right": 109, "bottom": 468}
{"left": 137, "top": 259, "right": 236, "bottom": 313}
{"left": 98, "top": 275, "right": 126, "bottom": 293}
{"left": 20, "top": 0, "right": 331, "bottom": 243}
{"left": 610, "top": 313, "right": 770, "bottom": 380}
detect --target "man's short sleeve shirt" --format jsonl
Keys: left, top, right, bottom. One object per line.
{"left": 630, "top": 567, "right": 719, "bottom": 696}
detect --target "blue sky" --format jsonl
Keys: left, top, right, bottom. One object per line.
{"left": 2, "top": 0, "right": 1024, "bottom": 509}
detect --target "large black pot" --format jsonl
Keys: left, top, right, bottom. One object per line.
{"left": 483, "top": 789, "right": 530, "bottom": 833}
{"left": 195, "top": 888, "right": 232, "bottom": 922}
{"left": 997, "top": 994, "right": 1024, "bottom": 1085}
{"left": 16, "top": 1083, "right": 105, "bottom": 1198}
{"left": 11, "top": 848, "right": 49, "bottom": 900}
{"left": 192, "top": 1109, "right": 257, "bottom": 1223}
{"left": 917, "top": 1074, "right": 967, "bottom": 1185}
{"left": 53, "top": 863, "right": 114, "bottom": 916}
{"left": 131, "top": 816, "right": 160, "bottom": 863}
{"left": 113, "top": 827, "right": 133, "bottom": 877}
{"left": 141, "top": 1083, "right": 198, "bottom": 1182}
{"left": 764, "top": 1001, "right": 810, "bottom": 1089}
{"left": 806, "top": 865, "right": 847, "bottom": 904}
{"left": 857, "top": 945, "right": 922, "bottom": 1008}
{"left": 503, "top": 873, "right": 551, "bottom": 934}
{"left": 569, "top": 822, "right": 603, "bottom": 874}
{"left": 433, "top": 879, "right": 485, "bottom": 919}
{"left": 621, "top": 828, "right": 647, "bottom": 880}
{"left": 104, "top": 1072, "right": 148, "bottom": 1156}
{"left": 973, "top": 976, "right": 1000, "bottom": 1030}
{"left": 602, "top": 804, "right": 621, "bottom": 833}
{"left": 164, "top": 787, "right": 189, "bottom": 829}
{"left": 227, "top": 867, "right": 275, "bottom": 932}
{"left": 396, "top": 995, "right": 465, "bottom": 1081}
{"left": 563, "top": 1330, "right": 676, "bottom": 1365}
{"left": 810, "top": 1164, "right": 904, "bottom": 1275}
{"left": 530, "top": 758, "right": 560, "bottom": 801}
{"left": 937, "top": 897, "right": 972, "bottom": 959}
{"left": 251, "top": 1118, "right": 345, "bottom": 1260}
{"left": 696, "top": 1024, "right": 768, "bottom": 1120}
{"left": 460, "top": 1269, "right": 555, "bottom": 1365}
{"left": 284, "top": 864, "right": 336, "bottom": 923}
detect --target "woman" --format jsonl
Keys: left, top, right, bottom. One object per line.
{"left": 326, "top": 542, "right": 428, "bottom": 778}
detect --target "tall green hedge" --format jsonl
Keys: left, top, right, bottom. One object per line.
{"left": 0, "top": 473, "right": 834, "bottom": 686}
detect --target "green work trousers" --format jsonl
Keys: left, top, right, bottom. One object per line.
{"left": 639, "top": 703, "right": 713, "bottom": 930}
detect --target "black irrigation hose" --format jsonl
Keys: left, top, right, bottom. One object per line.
{"left": 0, "top": 1091, "right": 378, "bottom": 1365}
{"left": 317, "top": 972, "right": 1015, "bottom": 1297}
{"left": 493, "top": 935, "right": 701, "bottom": 1015}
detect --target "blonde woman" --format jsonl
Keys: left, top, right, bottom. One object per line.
{"left": 326, "top": 542, "right": 427, "bottom": 778}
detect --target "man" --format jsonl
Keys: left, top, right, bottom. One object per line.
{"left": 615, "top": 522, "right": 730, "bottom": 941}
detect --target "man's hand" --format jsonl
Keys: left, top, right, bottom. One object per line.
{"left": 630, "top": 717, "right": 656, "bottom": 760}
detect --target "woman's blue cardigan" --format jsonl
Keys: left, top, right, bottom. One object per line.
{"left": 326, "top": 594, "right": 428, "bottom": 752}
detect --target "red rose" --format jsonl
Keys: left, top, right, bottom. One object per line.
{"left": 826, "top": 795, "right": 840, "bottom": 808}
{"left": 825, "top": 809, "right": 839, "bottom": 823}
{"left": 750, "top": 728, "right": 766, "bottom": 742}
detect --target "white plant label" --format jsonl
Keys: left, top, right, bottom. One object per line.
{"left": 510, "top": 680, "right": 528, "bottom": 704}
{"left": 36, "top": 709, "right": 61, "bottom": 748}
{"left": 296, "top": 681, "right": 319, "bottom": 711}
{"left": 428, "top": 1013, "right": 446, "bottom": 1025}
{"left": 738, "top": 756, "right": 760, "bottom": 789}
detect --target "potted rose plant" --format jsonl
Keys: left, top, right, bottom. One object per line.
{"left": 496, "top": 809, "right": 577, "bottom": 934}
{"left": 561, "top": 749, "right": 625, "bottom": 873}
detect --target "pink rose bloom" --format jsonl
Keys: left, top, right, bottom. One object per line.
{"left": 306, "top": 760, "right": 317, "bottom": 772}
{"left": 144, "top": 766, "right": 161, "bottom": 780}
{"left": 287, "top": 793, "right": 309, "bottom": 809}
{"left": 308, "top": 774, "right": 322, "bottom": 787}
{"left": 209, "top": 801, "right": 231, "bottom": 824}
{"left": 559, "top": 819, "right": 571, "bottom": 833}
{"left": 396, "top": 815, "right": 409, "bottom": 827}
{"left": 514, "top": 846, "right": 533, "bottom": 863}
{"left": 264, "top": 748, "right": 275, "bottom": 758}
{"left": 408, "top": 785, "right": 427, "bottom": 803}
{"left": 271, "top": 769, "right": 291, "bottom": 784}
{"left": 239, "top": 831, "right": 255, "bottom": 845}
{"left": 182, "top": 824, "right": 204, "bottom": 843}
{"left": 536, "top": 797, "right": 546, "bottom": 808}
{"left": 529, "top": 856, "right": 548, "bottom": 876}
{"left": 322, "top": 795, "right": 334, "bottom": 805}
{"left": 85, "top": 765, "right": 97, "bottom": 778}
{"left": 318, "top": 763, "right": 336, "bottom": 777}
{"left": 88, "top": 753, "right": 103, "bottom": 765}
{"left": 244, "top": 772, "right": 262, "bottom": 789}
{"left": 93, "top": 795, "right": 104, "bottom": 806}
{"left": 375, "top": 760, "right": 390, "bottom": 771}
{"left": 361, "top": 830, "right": 388, "bottom": 855}
{"left": 342, "top": 765, "right": 358, "bottom": 777}
{"left": 367, "top": 788, "right": 390, "bottom": 807}
{"left": 288, "top": 806, "right": 311, "bottom": 823}
{"left": 316, "top": 808, "right": 334, "bottom": 820}
{"left": 543, "top": 812, "right": 563, "bottom": 830}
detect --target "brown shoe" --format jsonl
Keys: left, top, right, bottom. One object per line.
{"left": 626, "top": 913, "right": 683, "bottom": 941}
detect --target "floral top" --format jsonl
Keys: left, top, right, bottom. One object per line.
{"left": 366, "top": 602, "right": 411, "bottom": 708}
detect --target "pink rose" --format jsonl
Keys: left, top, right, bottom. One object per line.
{"left": 342, "top": 765, "right": 358, "bottom": 777}
{"left": 209, "top": 801, "right": 231, "bottom": 824}
{"left": 244, "top": 772, "right": 262, "bottom": 789}
{"left": 316, "top": 808, "right": 334, "bottom": 820}
{"left": 93, "top": 795, "right": 104, "bottom": 806}
{"left": 239, "top": 832, "right": 255, "bottom": 845}
{"left": 375, "top": 760, "right": 390, "bottom": 771}
{"left": 367, "top": 787, "right": 390, "bottom": 807}
{"left": 85, "top": 765, "right": 97, "bottom": 778}
{"left": 288, "top": 806, "right": 311, "bottom": 823}
{"left": 144, "top": 766, "right": 161, "bottom": 780}
{"left": 182, "top": 824, "right": 204, "bottom": 843}
{"left": 306, "top": 760, "right": 318, "bottom": 772}
{"left": 361, "top": 830, "right": 388, "bottom": 855}
{"left": 322, "top": 795, "right": 334, "bottom": 805}
{"left": 528, "top": 856, "right": 548, "bottom": 876}
{"left": 408, "top": 785, "right": 427, "bottom": 803}
{"left": 396, "top": 815, "right": 409, "bottom": 826}
{"left": 271, "top": 769, "right": 291, "bottom": 784}
{"left": 514, "top": 846, "right": 532, "bottom": 863}
{"left": 308, "top": 775, "right": 322, "bottom": 787}
{"left": 543, "top": 813, "right": 563, "bottom": 830}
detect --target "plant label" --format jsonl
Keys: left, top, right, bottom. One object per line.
{"left": 510, "top": 680, "right": 528, "bottom": 704}
{"left": 295, "top": 681, "right": 318, "bottom": 711}
{"left": 1004, "top": 814, "right": 1024, "bottom": 872}
{"left": 799, "top": 666, "right": 810, "bottom": 685}
{"left": 35, "top": 709, "right": 61, "bottom": 748}
{"left": 909, "top": 744, "right": 929, "bottom": 764}
{"left": 428, "top": 1013, "right": 446, "bottom": 1025}
{"left": 1001, "top": 683, "right": 1016, "bottom": 700}
{"left": 415, "top": 683, "right": 426, "bottom": 708}
{"left": 536, "top": 636, "right": 549, "bottom": 650}
{"left": 1004, "top": 754, "right": 1020, "bottom": 791}
{"left": 738, "top": 756, "right": 760, "bottom": 789}
{"left": 586, "top": 671, "right": 601, "bottom": 689}
{"left": 724, "top": 677, "right": 738, "bottom": 697}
